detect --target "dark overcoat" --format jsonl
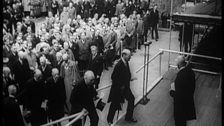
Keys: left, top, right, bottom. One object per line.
{"left": 108, "top": 59, "right": 131, "bottom": 110}
{"left": 88, "top": 53, "right": 104, "bottom": 77}
{"left": 46, "top": 76, "right": 66, "bottom": 120}
{"left": 70, "top": 78, "right": 99, "bottom": 126}
{"left": 3, "top": 96, "right": 25, "bottom": 126}
{"left": 174, "top": 65, "right": 196, "bottom": 121}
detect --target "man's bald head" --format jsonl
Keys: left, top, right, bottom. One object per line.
{"left": 56, "top": 52, "right": 62, "bottom": 61}
{"left": 175, "top": 55, "right": 186, "bottom": 69}
{"left": 8, "top": 84, "right": 17, "bottom": 96}
{"left": 52, "top": 68, "right": 59, "bottom": 75}
{"left": 52, "top": 68, "right": 59, "bottom": 79}
{"left": 3, "top": 67, "right": 11, "bottom": 76}
{"left": 34, "top": 69, "right": 42, "bottom": 81}
{"left": 84, "top": 70, "right": 95, "bottom": 86}
{"left": 122, "top": 49, "right": 131, "bottom": 62}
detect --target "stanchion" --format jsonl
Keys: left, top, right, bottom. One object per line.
{"left": 140, "top": 41, "right": 152, "bottom": 105}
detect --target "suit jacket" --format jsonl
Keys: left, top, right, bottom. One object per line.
{"left": 136, "top": 19, "right": 144, "bottom": 35}
{"left": 143, "top": 13, "right": 150, "bottom": 28}
{"left": 126, "top": 19, "right": 135, "bottom": 35}
{"left": 20, "top": 77, "right": 47, "bottom": 125}
{"left": 3, "top": 96, "right": 25, "bottom": 126}
{"left": 46, "top": 76, "right": 66, "bottom": 110}
{"left": 11, "top": 59, "right": 31, "bottom": 89}
{"left": 53, "top": 59, "right": 63, "bottom": 73}
{"left": 21, "top": 78, "right": 46, "bottom": 110}
{"left": 105, "top": 30, "right": 117, "bottom": 49}
{"left": 77, "top": 39, "right": 90, "bottom": 61}
{"left": 88, "top": 53, "right": 103, "bottom": 77}
{"left": 150, "top": 9, "right": 159, "bottom": 26}
{"left": 173, "top": 65, "right": 196, "bottom": 121}
{"left": 38, "top": 64, "right": 52, "bottom": 82}
{"left": 82, "top": 1, "right": 91, "bottom": 12}
{"left": 71, "top": 42, "right": 80, "bottom": 61}
{"left": 92, "top": 35, "right": 104, "bottom": 54}
{"left": 108, "top": 59, "right": 131, "bottom": 109}
{"left": 70, "top": 78, "right": 97, "bottom": 110}
{"left": 8, "top": 52, "right": 18, "bottom": 69}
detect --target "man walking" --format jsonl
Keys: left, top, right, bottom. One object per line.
{"left": 107, "top": 49, "right": 137, "bottom": 125}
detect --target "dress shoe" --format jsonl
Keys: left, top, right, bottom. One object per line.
{"left": 108, "top": 122, "right": 113, "bottom": 126}
{"left": 125, "top": 118, "right": 137, "bottom": 123}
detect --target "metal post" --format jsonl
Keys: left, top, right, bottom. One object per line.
{"left": 140, "top": 41, "right": 151, "bottom": 105}
{"left": 197, "top": 24, "right": 200, "bottom": 44}
{"left": 145, "top": 44, "right": 150, "bottom": 94}
{"left": 168, "top": 0, "right": 173, "bottom": 69}
{"left": 143, "top": 44, "right": 146, "bottom": 97}
{"left": 159, "top": 53, "right": 162, "bottom": 75}
{"left": 191, "top": 24, "right": 195, "bottom": 53}
{"left": 181, "top": 23, "right": 185, "bottom": 52}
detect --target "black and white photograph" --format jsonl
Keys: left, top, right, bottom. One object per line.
{"left": 2, "top": 0, "right": 222, "bottom": 126}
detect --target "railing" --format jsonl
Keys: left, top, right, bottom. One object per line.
{"left": 64, "top": 110, "right": 88, "bottom": 126}
{"left": 160, "top": 49, "right": 222, "bottom": 98}
{"left": 42, "top": 48, "right": 222, "bottom": 126}
{"left": 161, "top": 49, "right": 222, "bottom": 75}
{"left": 41, "top": 112, "right": 83, "bottom": 126}
{"left": 40, "top": 83, "right": 113, "bottom": 126}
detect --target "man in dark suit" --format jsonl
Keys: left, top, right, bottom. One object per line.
{"left": 3, "top": 84, "right": 25, "bottom": 126}
{"left": 38, "top": 56, "right": 53, "bottom": 82}
{"left": 104, "top": 28, "right": 117, "bottom": 68}
{"left": 170, "top": 55, "right": 196, "bottom": 126}
{"left": 107, "top": 49, "right": 137, "bottom": 125}
{"left": 150, "top": 4, "right": 159, "bottom": 41}
{"left": 19, "top": 69, "right": 47, "bottom": 126}
{"left": 22, "top": 16, "right": 36, "bottom": 34}
{"left": 142, "top": 10, "right": 150, "bottom": 42}
{"left": 46, "top": 68, "right": 66, "bottom": 126}
{"left": 70, "top": 70, "right": 99, "bottom": 126}
{"left": 92, "top": 29, "right": 104, "bottom": 55}
{"left": 7, "top": 44, "right": 18, "bottom": 70}
{"left": 178, "top": 22, "right": 193, "bottom": 52}
{"left": 88, "top": 45, "right": 104, "bottom": 89}
{"left": 82, "top": 0, "right": 91, "bottom": 21}
{"left": 11, "top": 51, "right": 31, "bottom": 92}
{"left": 77, "top": 32, "right": 91, "bottom": 75}
{"left": 95, "top": 0, "right": 104, "bottom": 16}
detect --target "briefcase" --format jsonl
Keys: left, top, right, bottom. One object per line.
{"left": 96, "top": 98, "right": 106, "bottom": 111}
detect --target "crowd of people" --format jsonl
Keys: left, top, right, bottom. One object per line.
{"left": 2, "top": 0, "right": 162, "bottom": 125}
